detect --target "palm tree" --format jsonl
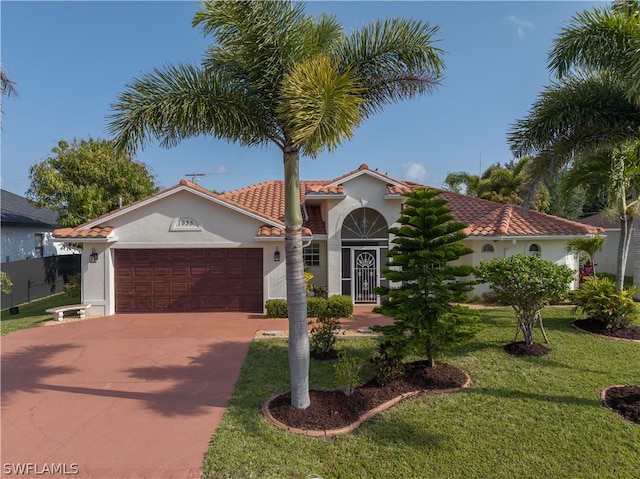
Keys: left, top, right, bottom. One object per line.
{"left": 564, "top": 141, "right": 640, "bottom": 286}
{"left": 444, "top": 157, "right": 550, "bottom": 212}
{"left": 566, "top": 235, "right": 606, "bottom": 280}
{"left": 508, "top": 0, "right": 640, "bottom": 293}
{"left": 1, "top": 68, "right": 18, "bottom": 118}
{"left": 108, "top": 0, "right": 444, "bottom": 409}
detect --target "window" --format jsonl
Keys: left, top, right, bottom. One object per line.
{"left": 35, "top": 233, "right": 45, "bottom": 258}
{"left": 528, "top": 244, "right": 541, "bottom": 256}
{"left": 482, "top": 244, "right": 494, "bottom": 253}
{"left": 303, "top": 242, "right": 320, "bottom": 267}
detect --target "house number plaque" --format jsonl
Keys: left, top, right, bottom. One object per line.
{"left": 170, "top": 217, "right": 203, "bottom": 232}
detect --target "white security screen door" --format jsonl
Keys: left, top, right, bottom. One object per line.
{"left": 354, "top": 250, "right": 377, "bottom": 304}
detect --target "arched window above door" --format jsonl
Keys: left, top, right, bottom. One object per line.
{"left": 341, "top": 208, "right": 388, "bottom": 239}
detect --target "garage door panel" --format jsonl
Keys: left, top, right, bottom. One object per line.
{"left": 115, "top": 248, "right": 263, "bottom": 313}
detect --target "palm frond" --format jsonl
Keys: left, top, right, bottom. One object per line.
{"left": 335, "top": 17, "right": 445, "bottom": 118}
{"left": 508, "top": 72, "right": 640, "bottom": 159}
{"left": 107, "top": 63, "right": 277, "bottom": 154}
{"left": 277, "top": 54, "right": 364, "bottom": 157}
{"left": 549, "top": 2, "right": 640, "bottom": 78}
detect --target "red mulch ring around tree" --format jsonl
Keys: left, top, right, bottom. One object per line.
{"left": 264, "top": 362, "right": 470, "bottom": 435}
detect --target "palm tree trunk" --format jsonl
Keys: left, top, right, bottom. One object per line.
{"left": 616, "top": 213, "right": 633, "bottom": 293}
{"left": 634, "top": 216, "right": 640, "bottom": 299}
{"left": 283, "top": 146, "right": 310, "bottom": 409}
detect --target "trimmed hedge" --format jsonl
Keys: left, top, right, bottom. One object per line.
{"left": 264, "top": 295, "right": 354, "bottom": 319}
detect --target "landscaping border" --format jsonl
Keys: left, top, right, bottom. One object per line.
{"left": 571, "top": 322, "right": 640, "bottom": 343}
{"left": 262, "top": 371, "right": 472, "bottom": 437}
{"left": 600, "top": 385, "right": 640, "bottom": 425}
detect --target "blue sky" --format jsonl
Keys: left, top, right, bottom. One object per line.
{"left": 1, "top": 1, "right": 604, "bottom": 196}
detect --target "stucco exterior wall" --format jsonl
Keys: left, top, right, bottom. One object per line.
{"left": 324, "top": 175, "right": 403, "bottom": 298}
{"left": 81, "top": 191, "right": 278, "bottom": 316}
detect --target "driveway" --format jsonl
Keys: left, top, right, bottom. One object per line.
{"left": 1, "top": 308, "right": 391, "bottom": 478}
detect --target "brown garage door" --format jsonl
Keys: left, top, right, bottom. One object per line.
{"left": 115, "top": 249, "right": 263, "bottom": 313}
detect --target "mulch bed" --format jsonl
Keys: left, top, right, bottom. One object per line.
{"left": 571, "top": 319, "right": 639, "bottom": 425}
{"left": 602, "top": 385, "right": 640, "bottom": 425}
{"left": 503, "top": 341, "right": 551, "bottom": 356}
{"left": 265, "top": 362, "right": 469, "bottom": 433}
{"left": 572, "top": 318, "right": 640, "bottom": 341}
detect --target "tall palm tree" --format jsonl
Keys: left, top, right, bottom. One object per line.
{"left": 1, "top": 68, "right": 18, "bottom": 118}
{"left": 508, "top": 0, "right": 640, "bottom": 293}
{"left": 108, "top": 0, "right": 444, "bottom": 409}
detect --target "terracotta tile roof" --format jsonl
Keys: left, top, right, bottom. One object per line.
{"left": 435, "top": 190, "right": 604, "bottom": 237}
{"left": 54, "top": 166, "right": 603, "bottom": 241}
{"left": 53, "top": 226, "right": 115, "bottom": 239}
{"left": 257, "top": 225, "right": 313, "bottom": 237}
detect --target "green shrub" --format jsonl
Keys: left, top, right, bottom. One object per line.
{"left": 64, "top": 273, "right": 81, "bottom": 302}
{"left": 370, "top": 338, "right": 406, "bottom": 386}
{"left": 333, "top": 356, "right": 361, "bottom": 396}
{"left": 309, "top": 310, "right": 341, "bottom": 354}
{"left": 326, "top": 295, "right": 353, "bottom": 318}
{"left": 306, "top": 297, "right": 327, "bottom": 318}
{"left": 265, "top": 299, "right": 288, "bottom": 318}
{"left": 570, "top": 277, "right": 639, "bottom": 330}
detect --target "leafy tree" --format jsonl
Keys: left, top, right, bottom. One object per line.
{"left": 27, "top": 138, "right": 158, "bottom": 227}
{"left": 508, "top": 0, "right": 640, "bottom": 293}
{"left": 0, "top": 271, "right": 13, "bottom": 295}
{"left": 375, "top": 188, "right": 480, "bottom": 368}
{"left": 444, "top": 157, "right": 550, "bottom": 212}
{"left": 108, "top": 0, "right": 444, "bottom": 409}
{"left": 476, "top": 255, "right": 575, "bottom": 345}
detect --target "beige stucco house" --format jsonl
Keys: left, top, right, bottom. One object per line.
{"left": 53, "top": 164, "right": 603, "bottom": 316}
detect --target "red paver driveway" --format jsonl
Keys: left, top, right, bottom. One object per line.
{"left": 1, "top": 308, "right": 390, "bottom": 478}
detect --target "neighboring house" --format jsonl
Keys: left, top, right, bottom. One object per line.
{"left": 1, "top": 189, "right": 79, "bottom": 306}
{"left": 53, "top": 164, "right": 603, "bottom": 316}
{"left": 578, "top": 213, "right": 635, "bottom": 277}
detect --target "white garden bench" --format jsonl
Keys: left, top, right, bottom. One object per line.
{"left": 45, "top": 304, "right": 91, "bottom": 322}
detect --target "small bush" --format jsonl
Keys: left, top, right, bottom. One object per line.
{"left": 570, "top": 277, "right": 639, "bottom": 330}
{"left": 334, "top": 356, "right": 361, "bottom": 396}
{"left": 370, "top": 338, "right": 406, "bottom": 386}
{"left": 326, "top": 295, "right": 353, "bottom": 318}
{"left": 306, "top": 297, "right": 327, "bottom": 318}
{"left": 265, "top": 299, "right": 288, "bottom": 318}
{"left": 64, "top": 273, "right": 81, "bottom": 302}
{"left": 309, "top": 310, "right": 341, "bottom": 354}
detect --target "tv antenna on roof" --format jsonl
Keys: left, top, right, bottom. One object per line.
{"left": 185, "top": 173, "right": 206, "bottom": 184}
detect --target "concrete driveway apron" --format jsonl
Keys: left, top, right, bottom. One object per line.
{"left": 1, "top": 308, "right": 390, "bottom": 478}
{"left": 1, "top": 312, "right": 286, "bottom": 479}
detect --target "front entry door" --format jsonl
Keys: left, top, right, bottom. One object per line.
{"left": 354, "top": 249, "right": 378, "bottom": 304}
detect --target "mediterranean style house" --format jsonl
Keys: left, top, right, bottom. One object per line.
{"left": 53, "top": 164, "right": 603, "bottom": 316}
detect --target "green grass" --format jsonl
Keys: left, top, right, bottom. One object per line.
{"left": 202, "top": 307, "right": 640, "bottom": 479}
{"left": 1, "top": 293, "right": 77, "bottom": 335}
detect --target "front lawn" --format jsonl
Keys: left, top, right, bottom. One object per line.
{"left": 1, "top": 293, "right": 76, "bottom": 335}
{"left": 202, "top": 307, "right": 639, "bottom": 479}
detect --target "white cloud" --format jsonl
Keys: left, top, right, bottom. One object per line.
{"left": 214, "top": 165, "right": 228, "bottom": 175}
{"left": 403, "top": 162, "right": 427, "bottom": 184}
{"left": 507, "top": 15, "right": 534, "bottom": 39}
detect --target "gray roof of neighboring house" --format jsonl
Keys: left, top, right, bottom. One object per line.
{"left": 1, "top": 189, "right": 60, "bottom": 227}
{"left": 578, "top": 213, "right": 621, "bottom": 230}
